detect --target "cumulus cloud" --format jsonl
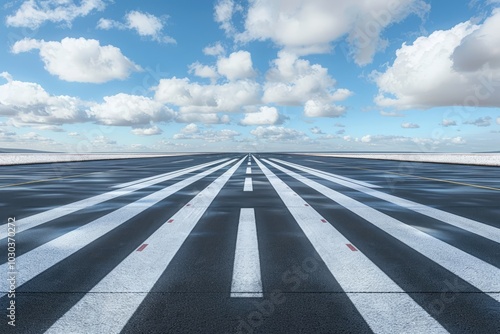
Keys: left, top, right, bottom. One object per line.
{"left": 131, "top": 125, "right": 163, "bottom": 136}
{"left": 189, "top": 62, "right": 218, "bottom": 82}
{"left": 217, "top": 0, "right": 429, "bottom": 64}
{"left": 90, "top": 93, "right": 175, "bottom": 126}
{"left": 173, "top": 125, "right": 240, "bottom": 142}
{"left": 97, "top": 11, "right": 175, "bottom": 43}
{"left": 380, "top": 111, "right": 404, "bottom": 117}
{"left": 12, "top": 37, "right": 142, "bottom": 83}
{"left": 0, "top": 73, "right": 89, "bottom": 125}
{"left": 180, "top": 123, "right": 199, "bottom": 134}
{"left": 154, "top": 77, "right": 260, "bottom": 113}
{"left": 352, "top": 134, "right": 467, "bottom": 147}
{"left": 217, "top": 51, "right": 256, "bottom": 81}
{"left": 374, "top": 10, "right": 500, "bottom": 109}
{"left": 304, "top": 100, "right": 346, "bottom": 118}
{"left": 203, "top": 42, "right": 225, "bottom": 56}
{"left": 250, "top": 126, "right": 310, "bottom": 142}
{"left": 6, "top": 0, "right": 107, "bottom": 29}
{"left": 264, "top": 51, "right": 351, "bottom": 117}
{"left": 175, "top": 113, "right": 230, "bottom": 124}
{"left": 401, "top": 122, "right": 420, "bottom": 128}
{"left": 452, "top": 9, "right": 500, "bottom": 72}
{"left": 214, "top": 0, "right": 241, "bottom": 36}
{"left": 310, "top": 126, "right": 324, "bottom": 134}
{"left": 92, "top": 135, "right": 116, "bottom": 146}
{"left": 463, "top": 116, "right": 492, "bottom": 127}
{"left": 441, "top": 119, "right": 457, "bottom": 127}
{"left": 240, "top": 106, "right": 287, "bottom": 126}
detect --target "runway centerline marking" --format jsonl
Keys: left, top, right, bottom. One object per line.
{"left": 244, "top": 177, "right": 253, "bottom": 192}
{"left": 231, "top": 208, "right": 263, "bottom": 298}
{"left": 246, "top": 167, "right": 252, "bottom": 174}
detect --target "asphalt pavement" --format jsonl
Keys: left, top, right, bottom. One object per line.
{"left": 1, "top": 153, "right": 499, "bottom": 333}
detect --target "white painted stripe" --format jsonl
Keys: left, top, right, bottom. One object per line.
{"left": 272, "top": 158, "right": 500, "bottom": 244}
{"left": 110, "top": 170, "right": 179, "bottom": 189}
{"left": 287, "top": 159, "right": 381, "bottom": 188}
{"left": 263, "top": 158, "right": 500, "bottom": 303}
{"left": 246, "top": 167, "right": 252, "bottom": 174}
{"left": 171, "top": 159, "right": 193, "bottom": 164}
{"left": 231, "top": 208, "right": 262, "bottom": 298}
{"left": 247, "top": 162, "right": 251, "bottom": 165}
{"left": 254, "top": 157, "right": 446, "bottom": 333}
{"left": 111, "top": 159, "right": 195, "bottom": 188}
{"left": 2, "top": 158, "right": 228, "bottom": 237}
{"left": 45, "top": 157, "right": 245, "bottom": 334}
{"left": 0, "top": 159, "right": 237, "bottom": 298}
{"left": 244, "top": 177, "right": 253, "bottom": 192}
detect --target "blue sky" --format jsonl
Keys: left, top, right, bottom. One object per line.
{"left": 1, "top": 0, "right": 499, "bottom": 153}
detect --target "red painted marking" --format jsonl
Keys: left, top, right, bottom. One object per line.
{"left": 346, "top": 244, "right": 358, "bottom": 252}
{"left": 136, "top": 244, "right": 148, "bottom": 252}
{"left": 167, "top": 219, "right": 174, "bottom": 223}
{"left": 321, "top": 219, "right": 327, "bottom": 223}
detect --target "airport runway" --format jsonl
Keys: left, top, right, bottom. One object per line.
{"left": 1, "top": 153, "right": 499, "bottom": 333}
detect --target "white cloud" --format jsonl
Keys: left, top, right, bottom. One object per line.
{"left": 174, "top": 126, "right": 240, "bottom": 142}
{"left": 451, "top": 136, "right": 466, "bottom": 144}
{"left": 175, "top": 113, "right": 230, "bottom": 124}
{"left": 214, "top": 0, "right": 241, "bottom": 36}
{"left": 154, "top": 77, "right": 260, "bottom": 113}
{"left": 189, "top": 62, "right": 218, "bottom": 82}
{"left": 452, "top": 9, "right": 500, "bottom": 72}
{"left": 497, "top": 117, "right": 500, "bottom": 125}
{"left": 401, "top": 122, "right": 420, "bottom": 128}
{"left": 361, "top": 135, "right": 372, "bottom": 143}
{"left": 203, "top": 42, "right": 225, "bottom": 56}
{"left": 97, "top": 11, "right": 175, "bottom": 43}
{"left": 181, "top": 123, "right": 199, "bottom": 134}
{"left": 250, "top": 126, "right": 310, "bottom": 142}
{"left": 441, "top": 119, "right": 457, "bottom": 127}
{"left": 240, "top": 106, "right": 287, "bottom": 126}
{"left": 131, "top": 125, "right": 163, "bottom": 136}
{"left": 217, "top": 51, "right": 256, "bottom": 81}
{"left": 92, "top": 135, "right": 116, "bottom": 146}
{"left": 351, "top": 134, "right": 467, "bottom": 148}
{"left": 12, "top": 37, "right": 142, "bottom": 83}
{"left": 375, "top": 10, "right": 500, "bottom": 109}
{"left": 219, "top": 0, "right": 429, "bottom": 64}
{"left": 6, "top": 0, "right": 107, "bottom": 29}
{"left": 0, "top": 73, "right": 89, "bottom": 125}
{"left": 304, "top": 100, "right": 346, "bottom": 118}
{"left": 463, "top": 116, "right": 492, "bottom": 127}
{"left": 380, "top": 111, "right": 404, "bottom": 117}
{"left": 310, "top": 126, "right": 324, "bottom": 134}
{"left": 264, "top": 51, "right": 350, "bottom": 117}
{"left": 90, "top": 93, "right": 175, "bottom": 126}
